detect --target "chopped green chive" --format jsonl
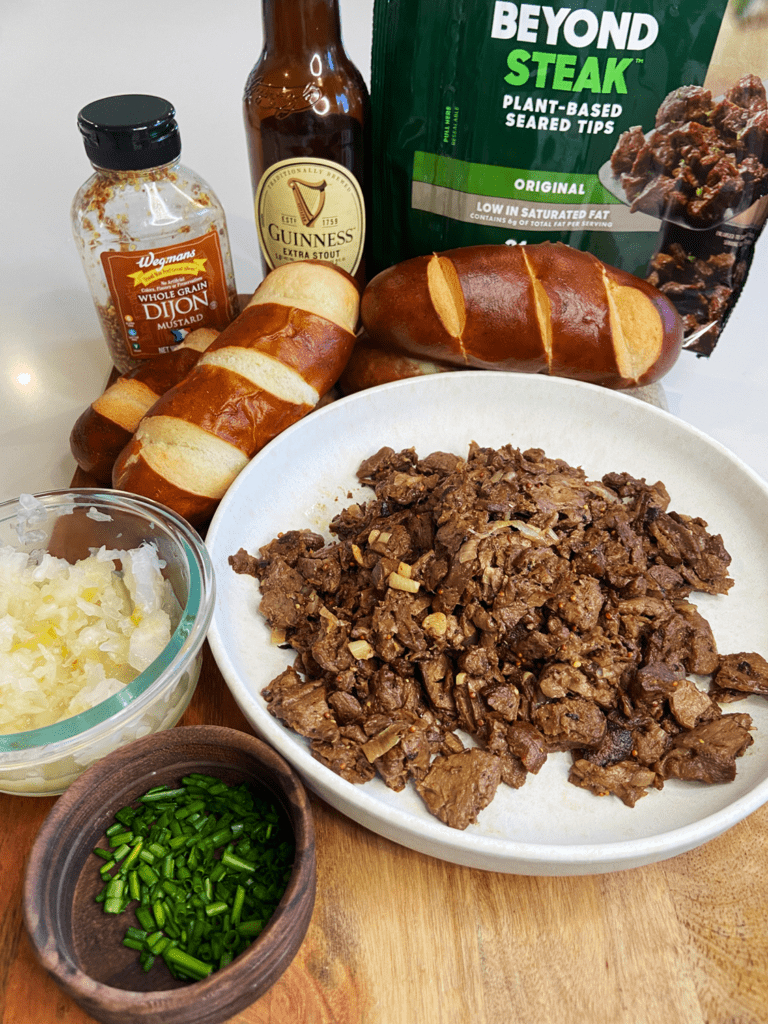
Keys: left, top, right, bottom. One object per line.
{"left": 92, "top": 774, "right": 294, "bottom": 982}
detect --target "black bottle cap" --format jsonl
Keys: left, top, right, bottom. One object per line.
{"left": 77, "top": 94, "right": 181, "bottom": 170}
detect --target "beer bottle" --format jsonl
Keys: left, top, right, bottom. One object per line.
{"left": 243, "top": 0, "right": 369, "bottom": 285}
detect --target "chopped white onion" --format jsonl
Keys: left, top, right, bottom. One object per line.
{"left": 0, "top": 542, "right": 173, "bottom": 734}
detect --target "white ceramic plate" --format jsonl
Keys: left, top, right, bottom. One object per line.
{"left": 206, "top": 372, "right": 768, "bottom": 875}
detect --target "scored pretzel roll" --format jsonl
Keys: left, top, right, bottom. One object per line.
{"left": 112, "top": 261, "right": 360, "bottom": 525}
{"left": 361, "top": 242, "right": 683, "bottom": 389}
{"left": 69, "top": 328, "right": 218, "bottom": 483}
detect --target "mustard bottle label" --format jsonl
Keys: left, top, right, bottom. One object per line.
{"left": 255, "top": 157, "right": 365, "bottom": 276}
{"left": 99, "top": 230, "right": 233, "bottom": 360}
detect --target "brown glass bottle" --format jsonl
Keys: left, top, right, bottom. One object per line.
{"left": 243, "top": 0, "right": 369, "bottom": 286}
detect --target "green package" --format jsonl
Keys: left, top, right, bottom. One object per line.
{"left": 370, "top": 0, "right": 768, "bottom": 354}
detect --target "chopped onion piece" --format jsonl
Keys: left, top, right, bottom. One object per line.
{"left": 0, "top": 542, "right": 173, "bottom": 734}
{"left": 509, "top": 520, "right": 559, "bottom": 543}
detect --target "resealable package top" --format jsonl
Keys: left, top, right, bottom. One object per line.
{"left": 370, "top": 0, "right": 768, "bottom": 354}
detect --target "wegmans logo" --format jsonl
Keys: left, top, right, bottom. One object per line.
{"left": 128, "top": 250, "right": 208, "bottom": 288}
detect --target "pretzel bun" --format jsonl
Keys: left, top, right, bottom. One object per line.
{"left": 360, "top": 242, "right": 683, "bottom": 389}
{"left": 112, "top": 262, "right": 360, "bottom": 525}
{"left": 69, "top": 329, "right": 218, "bottom": 484}
{"left": 337, "top": 331, "right": 452, "bottom": 395}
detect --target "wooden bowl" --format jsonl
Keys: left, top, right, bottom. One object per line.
{"left": 22, "top": 725, "right": 316, "bottom": 1024}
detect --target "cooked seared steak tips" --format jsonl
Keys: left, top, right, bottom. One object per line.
{"left": 415, "top": 748, "right": 502, "bottom": 830}
{"left": 646, "top": 242, "right": 745, "bottom": 351}
{"left": 711, "top": 652, "right": 768, "bottom": 701}
{"left": 231, "top": 442, "right": 763, "bottom": 829}
{"left": 569, "top": 760, "right": 657, "bottom": 808}
{"left": 611, "top": 75, "right": 768, "bottom": 229}
{"left": 610, "top": 75, "right": 768, "bottom": 350}
{"left": 657, "top": 715, "right": 754, "bottom": 784}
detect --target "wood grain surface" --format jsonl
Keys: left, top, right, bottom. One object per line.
{"left": 2, "top": 641, "right": 767, "bottom": 1024}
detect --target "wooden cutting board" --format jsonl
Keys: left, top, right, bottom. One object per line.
{"left": 3, "top": 637, "right": 768, "bottom": 1024}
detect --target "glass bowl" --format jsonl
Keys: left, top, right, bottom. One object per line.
{"left": 0, "top": 489, "right": 215, "bottom": 795}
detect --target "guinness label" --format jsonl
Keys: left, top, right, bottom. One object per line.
{"left": 255, "top": 157, "right": 365, "bottom": 276}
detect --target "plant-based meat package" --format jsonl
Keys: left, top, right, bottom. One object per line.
{"left": 370, "top": 0, "right": 768, "bottom": 354}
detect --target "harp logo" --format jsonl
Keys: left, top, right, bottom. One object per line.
{"left": 254, "top": 157, "right": 366, "bottom": 276}
{"left": 287, "top": 176, "right": 327, "bottom": 227}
